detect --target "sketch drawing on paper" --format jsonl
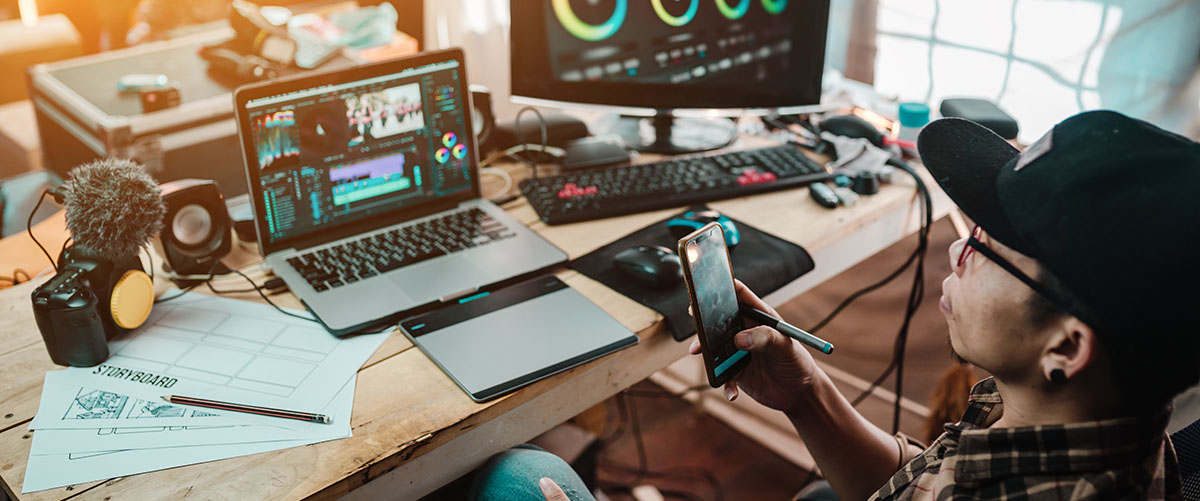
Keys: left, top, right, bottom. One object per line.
{"left": 130, "top": 401, "right": 186, "bottom": 419}
{"left": 64, "top": 390, "right": 128, "bottom": 420}
{"left": 61, "top": 388, "right": 219, "bottom": 421}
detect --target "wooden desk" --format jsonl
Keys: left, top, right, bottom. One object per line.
{"left": 0, "top": 136, "right": 951, "bottom": 500}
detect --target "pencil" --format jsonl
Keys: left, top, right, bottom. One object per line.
{"left": 162, "top": 395, "right": 332, "bottom": 424}
{"left": 739, "top": 304, "right": 835, "bottom": 355}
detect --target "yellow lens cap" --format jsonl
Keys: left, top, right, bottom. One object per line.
{"left": 111, "top": 270, "right": 155, "bottom": 329}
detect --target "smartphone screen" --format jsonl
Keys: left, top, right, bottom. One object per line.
{"left": 681, "top": 223, "right": 750, "bottom": 386}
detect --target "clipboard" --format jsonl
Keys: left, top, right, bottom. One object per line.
{"left": 399, "top": 275, "right": 639, "bottom": 401}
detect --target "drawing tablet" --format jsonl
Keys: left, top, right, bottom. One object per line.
{"left": 399, "top": 275, "right": 638, "bottom": 401}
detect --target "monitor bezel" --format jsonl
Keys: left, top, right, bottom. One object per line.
{"left": 234, "top": 48, "right": 481, "bottom": 256}
{"left": 510, "top": 0, "right": 831, "bottom": 111}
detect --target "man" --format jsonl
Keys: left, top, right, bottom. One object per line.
{"left": 476, "top": 110, "right": 1200, "bottom": 500}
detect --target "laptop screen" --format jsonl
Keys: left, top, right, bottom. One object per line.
{"left": 242, "top": 58, "right": 474, "bottom": 247}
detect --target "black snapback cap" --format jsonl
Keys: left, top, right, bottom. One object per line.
{"left": 918, "top": 110, "right": 1200, "bottom": 335}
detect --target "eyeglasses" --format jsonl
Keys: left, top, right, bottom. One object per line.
{"left": 956, "top": 225, "right": 983, "bottom": 269}
{"left": 956, "top": 225, "right": 1097, "bottom": 328}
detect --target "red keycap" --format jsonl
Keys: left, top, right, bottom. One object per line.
{"left": 557, "top": 183, "right": 599, "bottom": 199}
{"left": 736, "top": 170, "right": 776, "bottom": 186}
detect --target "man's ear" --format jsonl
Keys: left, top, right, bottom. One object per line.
{"left": 1040, "top": 317, "right": 1098, "bottom": 383}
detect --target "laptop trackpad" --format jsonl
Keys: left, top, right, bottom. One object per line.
{"left": 389, "top": 256, "right": 487, "bottom": 301}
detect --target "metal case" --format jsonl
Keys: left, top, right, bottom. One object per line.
{"left": 27, "top": 28, "right": 350, "bottom": 196}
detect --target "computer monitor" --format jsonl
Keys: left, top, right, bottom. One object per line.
{"left": 510, "top": 0, "right": 831, "bottom": 153}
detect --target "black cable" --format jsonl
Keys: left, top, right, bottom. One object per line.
{"left": 809, "top": 246, "right": 920, "bottom": 334}
{"left": 595, "top": 390, "right": 724, "bottom": 501}
{"left": 230, "top": 268, "right": 318, "bottom": 323}
{"left": 626, "top": 394, "right": 649, "bottom": 486}
{"left": 155, "top": 260, "right": 219, "bottom": 304}
{"left": 205, "top": 282, "right": 259, "bottom": 294}
{"left": 843, "top": 161, "right": 932, "bottom": 434}
{"left": 763, "top": 115, "right": 820, "bottom": 149}
{"left": 513, "top": 106, "right": 548, "bottom": 180}
{"left": 154, "top": 281, "right": 204, "bottom": 303}
{"left": 598, "top": 396, "right": 628, "bottom": 444}
{"left": 892, "top": 161, "right": 932, "bottom": 433}
{"left": 27, "top": 190, "right": 57, "bottom": 271}
{"left": 13, "top": 269, "right": 31, "bottom": 282}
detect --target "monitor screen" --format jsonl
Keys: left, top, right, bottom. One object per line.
{"left": 241, "top": 58, "right": 475, "bottom": 248}
{"left": 511, "top": 0, "right": 830, "bottom": 110}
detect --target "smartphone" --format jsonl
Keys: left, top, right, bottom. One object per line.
{"left": 680, "top": 222, "right": 750, "bottom": 387}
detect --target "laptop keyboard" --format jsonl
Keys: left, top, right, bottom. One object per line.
{"left": 286, "top": 208, "right": 517, "bottom": 292}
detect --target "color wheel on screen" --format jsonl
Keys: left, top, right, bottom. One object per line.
{"left": 761, "top": 0, "right": 787, "bottom": 14}
{"left": 442, "top": 132, "right": 457, "bottom": 148}
{"left": 716, "top": 0, "right": 750, "bottom": 19}
{"left": 452, "top": 144, "right": 467, "bottom": 160}
{"left": 552, "top": 0, "right": 627, "bottom": 42}
{"left": 435, "top": 148, "right": 450, "bottom": 163}
{"left": 651, "top": 0, "right": 698, "bottom": 27}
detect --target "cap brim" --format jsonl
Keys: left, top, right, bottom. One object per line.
{"left": 917, "top": 117, "right": 1031, "bottom": 254}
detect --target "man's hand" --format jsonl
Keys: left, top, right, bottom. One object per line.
{"left": 689, "top": 280, "right": 818, "bottom": 413}
{"left": 540, "top": 478, "right": 570, "bottom": 501}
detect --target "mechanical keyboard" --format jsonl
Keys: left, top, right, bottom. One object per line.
{"left": 520, "top": 145, "right": 829, "bottom": 224}
{"left": 286, "top": 207, "right": 516, "bottom": 292}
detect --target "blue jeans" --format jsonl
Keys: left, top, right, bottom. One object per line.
{"left": 470, "top": 444, "right": 596, "bottom": 501}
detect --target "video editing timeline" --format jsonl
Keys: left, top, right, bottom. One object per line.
{"left": 247, "top": 61, "right": 473, "bottom": 245}
{"left": 329, "top": 147, "right": 421, "bottom": 207}
{"left": 251, "top": 110, "right": 301, "bottom": 169}
{"left": 547, "top": 0, "right": 794, "bottom": 85}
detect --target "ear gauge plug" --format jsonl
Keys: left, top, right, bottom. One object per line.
{"left": 1050, "top": 368, "right": 1068, "bottom": 384}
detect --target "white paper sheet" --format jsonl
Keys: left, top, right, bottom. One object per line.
{"left": 22, "top": 376, "right": 356, "bottom": 493}
{"left": 32, "top": 368, "right": 292, "bottom": 430}
{"left": 29, "top": 378, "right": 354, "bottom": 454}
{"left": 30, "top": 292, "right": 386, "bottom": 431}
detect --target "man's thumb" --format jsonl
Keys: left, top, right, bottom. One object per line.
{"left": 540, "top": 478, "right": 570, "bottom": 501}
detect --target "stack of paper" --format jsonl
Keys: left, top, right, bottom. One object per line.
{"left": 22, "top": 293, "right": 389, "bottom": 493}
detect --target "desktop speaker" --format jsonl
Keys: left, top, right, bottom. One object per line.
{"left": 156, "top": 179, "right": 233, "bottom": 275}
{"left": 470, "top": 85, "right": 496, "bottom": 152}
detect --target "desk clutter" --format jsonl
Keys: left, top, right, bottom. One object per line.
{"left": 0, "top": 0, "right": 962, "bottom": 493}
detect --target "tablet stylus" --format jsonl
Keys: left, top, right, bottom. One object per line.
{"left": 739, "top": 304, "right": 835, "bottom": 355}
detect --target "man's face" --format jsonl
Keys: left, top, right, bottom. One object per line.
{"left": 940, "top": 227, "right": 1046, "bottom": 381}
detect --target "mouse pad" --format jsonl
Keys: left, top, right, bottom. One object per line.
{"left": 569, "top": 207, "right": 815, "bottom": 341}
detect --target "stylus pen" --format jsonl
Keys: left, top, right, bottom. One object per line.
{"left": 162, "top": 395, "right": 332, "bottom": 424}
{"left": 739, "top": 304, "right": 835, "bottom": 355}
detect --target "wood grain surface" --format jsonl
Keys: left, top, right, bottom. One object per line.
{"left": 0, "top": 139, "right": 946, "bottom": 500}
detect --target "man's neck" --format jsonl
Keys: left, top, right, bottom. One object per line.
{"left": 990, "top": 377, "right": 1123, "bottom": 428}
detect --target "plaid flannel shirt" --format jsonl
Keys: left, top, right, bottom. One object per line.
{"left": 869, "top": 378, "right": 1181, "bottom": 500}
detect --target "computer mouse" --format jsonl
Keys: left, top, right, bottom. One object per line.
{"left": 819, "top": 114, "right": 885, "bottom": 148}
{"left": 613, "top": 245, "right": 683, "bottom": 288}
{"left": 666, "top": 209, "right": 740, "bottom": 249}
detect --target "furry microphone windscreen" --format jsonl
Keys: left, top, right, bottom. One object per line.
{"left": 63, "top": 158, "right": 167, "bottom": 261}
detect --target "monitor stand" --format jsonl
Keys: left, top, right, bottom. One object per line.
{"left": 607, "top": 113, "right": 738, "bottom": 155}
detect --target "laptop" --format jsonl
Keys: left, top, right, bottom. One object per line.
{"left": 233, "top": 48, "right": 567, "bottom": 336}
